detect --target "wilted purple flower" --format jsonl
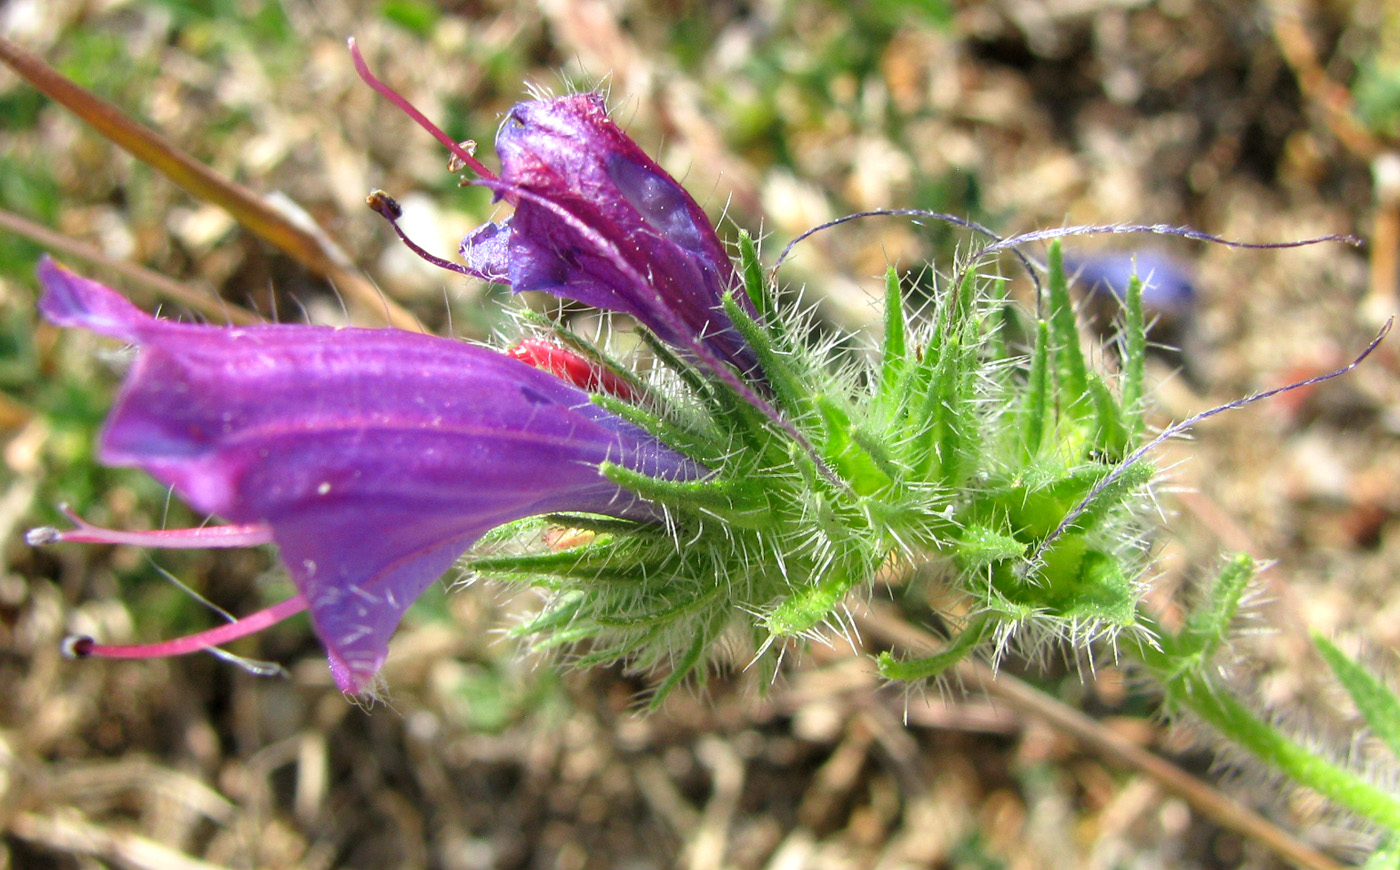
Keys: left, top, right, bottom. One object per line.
{"left": 350, "top": 43, "right": 759, "bottom": 379}
{"left": 32, "top": 258, "right": 701, "bottom": 693}
{"left": 463, "top": 94, "right": 759, "bottom": 375}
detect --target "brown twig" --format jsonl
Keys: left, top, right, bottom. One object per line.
{"left": 10, "top": 811, "right": 234, "bottom": 870}
{"left": 1269, "top": 7, "right": 1399, "bottom": 321}
{"left": 0, "top": 37, "right": 421, "bottom": 332}
{"left": 1269, "top": 10, "right": 1381, "bottom": 162}
{"left": 859, "top": 607, "right": 1347, "bottom": 870}
{"left": 0, "top": 208, "right": 262, "bottom": 326}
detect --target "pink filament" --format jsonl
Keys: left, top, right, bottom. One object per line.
{"left": 31, "top": 505, "right": 274, "bottom": 549}
{"left": 348, "top": 37, "right": 498, "bottom": 182}
{"left": 67, "top": 594, "right": 310, "bottom": 660}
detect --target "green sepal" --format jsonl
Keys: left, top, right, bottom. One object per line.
{"left": 1062, "top": 459, "right": 1153, "bottom": 537}
{"left": 877, "top": 615, "right": 990, "bottom": 681}
{"left": 998, "top": 462, "right": 1123, "bottom": 540}
{"left": 640, "top": 326, "right": 772, "bottom": 455}
{"left": 590, "top": 392, "right": 727, "bottom": 465}
{"left": 539, "top": 514, "right": 660, "bottom": 536}
{"left": 848, "top": 425, "right": 904, "bottom": 483}
{"left": 590, "top": 582, "right": 723, "bottom": 628}
{"left": 1121, "top": 272, "right": 1146, "bottom": 437}
{"left": 1061, "top": 549, "right": 1136, "bottom": 626}
{"left": 721, "top": 290, "right": 808, "bottom": 420}
{"left": 599, "top": 461, "right": 771, "bottom": 527}
{"left": 514, "top": 309, "right": 652, "bottom": 402}
{"left": 1087, "top": 372, "right": 1129, "bottom": 458}
{"left": 765, "top": 564, "right": 861, "bottom": 637}
{"left": 1180, "top": 553, "right": 1255, "bottom": 661}
{"left": 1021, "top": 319, "right": 1051, "bottom": 461}
{"left": 509, "top": 592, "right": 585, "bottom": 642}
{"left": 1007, "top": 459, "right": 1153, "bottom": 545}
{"left": 468, "top": 540, "right": 674, "bottom": 585}
{"left": 956, "top": 524, "right": 1027, "bottom": 568}
{"left": 647, "top": 627, "right": 712, "bottom": 711}
{"left": 636, "top": 326, "right": 710, "bottom": 397}
{"left": 910, "top": 322, "right": 978, "bottom": 484}
{"left": 816, "top": 394, "right": 893, "bottom": 495}
{"left": 738, "top": 230, "right": 776, "bottom": 326}
{"left": 1046, "top": 241, "right": 1089, "bottom": 407}
{"left": 879, "top": 266, "right": 906, "bottom": 406}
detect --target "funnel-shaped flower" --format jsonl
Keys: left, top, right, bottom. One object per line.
{"left": 455, "top": 94, "right": 760, "bottom": 377}
{"left": 35, "top": 258, "right": 701, "bottom": 693}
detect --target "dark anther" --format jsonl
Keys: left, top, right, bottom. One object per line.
{"left": 366, "top": 189, "right": 403, "bottom": 220}
{"left": 61, "top": 635, "right": 95, "bottom": 659}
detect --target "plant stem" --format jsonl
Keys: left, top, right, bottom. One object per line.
{"left": 1132, "top": 615, "right": 1400, "bottom": 833}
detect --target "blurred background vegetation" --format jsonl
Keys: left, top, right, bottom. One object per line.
{"left": 2, "top": 0, "right": 1399, "bottom": 867}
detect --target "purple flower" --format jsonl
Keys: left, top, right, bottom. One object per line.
{"left": 350, "top": 41, "right": 759, "bottom": 379}
{"left": 33, "top": 258, "right": 701, "bottom": 693}
{"left": 459, "top": 94, "right": 759, "bottom": 376}
{"left": 1067, "top": 251, "right": 1196, "bottom": 321}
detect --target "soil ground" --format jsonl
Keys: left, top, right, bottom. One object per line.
{"left": 1, "top": 1, "right": 1398, "bottom": 868}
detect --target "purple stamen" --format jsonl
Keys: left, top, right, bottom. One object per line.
{"left": 366, "top": 190, "right": 477, "bottom": 277}
{"left": 348, "top": 37, "right": 498, "bottom": 183}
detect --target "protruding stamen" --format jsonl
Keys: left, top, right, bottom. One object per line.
{"left": 29, "top": 504, "right": 274, "bottom": 549}
{"left": 347, "top": 37, "right": 498, "bottom": 182}
{"left": 62, "top": 594, "right": 309, "bottom": 660}
{"left": 367, "top": 189, "right": 477, "bottom": 277}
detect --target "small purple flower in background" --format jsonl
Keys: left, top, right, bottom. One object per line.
{"left": 1067, "top": 250, "right": 1200, "bottom": 380}
{"left": 1067, "top": 250, "right": 1196, "bottom": 322}
{"left": 32, "top": 258, "right": 701, "bottom": 693}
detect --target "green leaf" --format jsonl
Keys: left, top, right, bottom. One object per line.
{"left": 1314, "top": 632, "right": 1400, "bottom": 760}
{"left": 1361, "top": 836, "right": 1400, "bottom": 870}
{"left": 380, "top": 0, "right": 441, "bottom": 36}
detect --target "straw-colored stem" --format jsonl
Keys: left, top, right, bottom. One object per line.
{"left": 0, "top": 37, "right": 420, "bottom": 332}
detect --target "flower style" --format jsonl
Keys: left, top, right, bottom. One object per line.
{"left": 33, "top": 258, "right": 702, "bottom": 693}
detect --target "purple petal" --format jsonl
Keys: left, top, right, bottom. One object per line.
{"left": 38, "top": 258, "right": 701, "bottom": 692}
{"left": 477, "top": 94, "right": 760, "bottom": 376}
{"left": 459, "top": 219, "right": 512, "bottom": 283}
